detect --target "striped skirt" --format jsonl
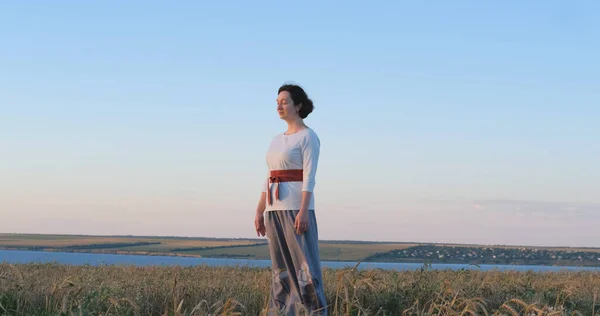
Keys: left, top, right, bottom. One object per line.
{"left": 264, "top": 210, "right": 328, "bottom": 315}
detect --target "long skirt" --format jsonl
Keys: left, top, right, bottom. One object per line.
{"left": 264, "top": 210, "right": 328, "bottom": 315}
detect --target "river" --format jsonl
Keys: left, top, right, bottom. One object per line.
{"left": 1, "top": 249, "right": 599, "bottom": 272}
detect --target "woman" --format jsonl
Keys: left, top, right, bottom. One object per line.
{"left": 254, "top": 83, "right": 328, "bottom": 315}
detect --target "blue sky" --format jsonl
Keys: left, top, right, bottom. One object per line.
{"left": 1, "top": 1, "right": 599, "bottom": 247}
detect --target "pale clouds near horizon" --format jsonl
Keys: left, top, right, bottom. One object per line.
{"left": 3, "top": 181, "right": 599, "bottom": 247}
{"left": 2, "top": 131, "right": 599, "bottom": 247}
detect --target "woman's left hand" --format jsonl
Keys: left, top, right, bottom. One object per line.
{"left": 294, "top": 210, "right": 309, "bottom": 235}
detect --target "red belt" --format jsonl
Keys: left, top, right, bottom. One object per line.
{"left": 267, "top": 169, "right": 303, "bottom": 205}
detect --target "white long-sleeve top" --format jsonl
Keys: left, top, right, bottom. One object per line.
{"left": 262, "top": 127, "right": 320, "bottom": 212}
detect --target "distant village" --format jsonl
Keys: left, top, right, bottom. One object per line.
{"left": 365, "top": 244, "right": 600, "bottom": 266}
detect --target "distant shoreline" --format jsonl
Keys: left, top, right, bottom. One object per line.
{"left": 0, "top": 246, "right": 205, "bottom": 258}
{"left": 3, "top": 247, "right": 600, "bottom": 268}
{"left": 2, "top": 233, "right": 600, "bottom": 268}
{"left": 2, "top": 232, "right": 598, "bottom": 250}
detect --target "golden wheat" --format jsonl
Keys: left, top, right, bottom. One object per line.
{"left": 0, "top": 263, "right": 598, "bottom": 315}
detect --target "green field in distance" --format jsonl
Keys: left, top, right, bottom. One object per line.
{"left": 2, "top": 233, "right": 600, "bottom": 266}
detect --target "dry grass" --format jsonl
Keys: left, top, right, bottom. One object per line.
{"left": 0, "top": 235, "right": 416, "bottom": 261}
{"left": 0, "top": 234, "right": 261, "bottom": 252}
{"left": 0, "top": 237, "right": 145, "bottom": 247}
{"left": 180, "top": 244, "right": 272, "bottom": 259}
{"left": 117, "top": 240, "right": 260, "bottom": 253}
{"left": 1, "top": 262, "right": 599, "bottom": 315}
{"left": 318, "top": 243, "right": 417, "bottom": 262}
{"left": 158, "top": 243, "right": 416, "bottom": 261}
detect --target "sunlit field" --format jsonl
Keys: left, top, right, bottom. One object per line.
{"left": 1, "top": 263, "right": 598, "bottom": 315}
{"left": 0, "top": 234, "right": 417, "bottom": 261}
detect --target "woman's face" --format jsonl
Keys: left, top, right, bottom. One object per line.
{"left": 276, "top": 91, "right": 300, "bottom": 121}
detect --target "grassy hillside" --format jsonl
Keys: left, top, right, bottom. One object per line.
{"left": 2, "top": 234, "right": 600, "bottom": 266}
{"left": 0, "top": 234, "right": 262, "bottom": 255}
{"left": 364, "top": 244, "right": 600, "bottom": 267}
{"left": 0, "top": 234, "right": 415, "bottom": 262}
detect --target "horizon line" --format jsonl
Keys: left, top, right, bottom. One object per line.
{"left": 1, "top": 232, "right": 598, "bottom": 250}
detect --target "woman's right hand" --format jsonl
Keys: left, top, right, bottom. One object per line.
{"left": 255, "top": 212, "right": 266, "bottom": 237}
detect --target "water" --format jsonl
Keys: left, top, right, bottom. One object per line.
{"left": 1, "top": 250, "right": 599, "bottom": 272}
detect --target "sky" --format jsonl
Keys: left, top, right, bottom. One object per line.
{"left": 1, "top": 1, "right": 599, "bottom": 247}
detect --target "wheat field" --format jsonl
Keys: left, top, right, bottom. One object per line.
{"left": 0, "top": 262, "right": 599, "bottom": 315}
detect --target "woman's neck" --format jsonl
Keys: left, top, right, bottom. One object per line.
{"left": 285, "top": 118, "right": 307, "bottom": 134}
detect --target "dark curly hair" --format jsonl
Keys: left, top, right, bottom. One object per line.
{"left": 278, "top": 83, "right": 314, "bottom": 119}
